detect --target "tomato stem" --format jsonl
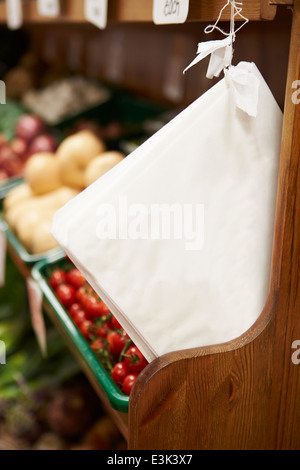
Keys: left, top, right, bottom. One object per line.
{"left": 119, "top": 339, "right": 132, "bottom": 362}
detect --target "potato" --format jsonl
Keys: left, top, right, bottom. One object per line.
{"left": 25, "top": 152, "right": 62, "bottom": 195}
{"left": 5, "top": 186, "right": 79, "bottom": 231}
{"left": 5, "top": 198, "right": 43, "bottom": 230}
{"left": 3, "top": 183, "right": 34, "bottom": 212}
{"left": 84, "top": 151, "right": 125, "bottom": 187}
{"left": 30, "top": 218, "right": 59, "bottom": 254}
{"left": 57, "top": 131, "right": 106, "bottom": 189}
{"left": 16, "top": 207, "right": 57, "bottom": 249}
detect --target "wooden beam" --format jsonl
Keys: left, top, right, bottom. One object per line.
{"left": 0, "top": 0, "right": 280, "bottom": 25}
{"left": 270, "top": 1, "right": 293, "bottom": 5}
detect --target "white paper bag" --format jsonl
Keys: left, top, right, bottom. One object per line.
{"left": 52, "top": 62, "right": 283, "bottom": 362}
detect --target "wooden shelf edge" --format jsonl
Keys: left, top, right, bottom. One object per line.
{"left": 270, "top": 1, "right": 293, "bottom": 5}
{"left": 0, "top": 0, "right": 284, "bottom": 26}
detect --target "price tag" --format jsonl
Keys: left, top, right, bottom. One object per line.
{"left": 153, "top": 0, "right": 189, "bottom": 25}
{"left": 37, "top": 0, "right": 60, "bottom": 17}
{"left": 6, "top": 0, "right": 23, "bottom": 30}
{"left": 0, "top": 229, "right": 7, "bottom": 288}
{"left": 27, "top": 278, "right": 47, "bottom": 357}
{"left": 85, "top": 0, "right": 108, "bottom": 30}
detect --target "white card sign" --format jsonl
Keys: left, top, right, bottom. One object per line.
{"left": 153, "top": 0, "right": 189, "bottom": 25}
{"left": 6, "top": 0, "right": 23, "bottom": 30}
{"left": 85, "top": 0, "right": 108, "bottom": 30}
{"left": 37, "top": 0, "right": 60, "bottom": 17}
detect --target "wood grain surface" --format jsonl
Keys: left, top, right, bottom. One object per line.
{"left": 0, "top": 0, "right": 279, "bottom": 24}
{"left": 128, "top": 0, "right": 300, "bottom": 450}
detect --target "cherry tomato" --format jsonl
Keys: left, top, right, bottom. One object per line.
{"left": 49, "top": 269, "right": 67, "bottom": 289}
{"left": 76, "top": 286, "right": 87, "bottom": 305}
{"left": 112, "top": 362, "right": 129, "bottom": 385}
{"left": 111, "top": 315, "right": 122, "bottom": 329}
{"left": 85, "top": 296, "right": 106, "bottom": 319}
{"left": 123, "top": 373, "right": 138, "bottom": 395}
{"left": 76, "top": 286, "right": 95, "bottom": 308}
{"left": 66, "top": 268, "right": 86, "bottom": 289}
{"left": 79, "top": 320, "right": 94, "bottom": 339}
{"left": 124, "top": 346, "right": 148, "bottom": 373}
{"left": 72, "top": 309, "right": 87, "bottom": 327}
{"left": 97, "top": 326, "right": 109, "bottom": 338}
{"left": 107, "top": 331, "right": 128, "bottom": 357}
{"left": 103, "top": 319, "right": 113, "bottom": 331}
{"left": 90, "top": 338, "right": 105, "bottom": 353}
{"left": 68, "top": 303, "right": 82, "bottom": 318}
{"left": 55, "top": 283, "right": 76, "bottom": 308}
{"left": 122, "top": 330, "right": 130, "bottom": 340}
{"left": 97, "top": 301, "right": 111, "bottom": 317}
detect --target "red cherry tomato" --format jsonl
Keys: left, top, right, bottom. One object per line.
{"left": 124, "top": 346, "right": 148, "bottom": 374}
{"left": 76, "top": 286, "right": 87, "bottom": 305}
{"left": 90, "top": 338, "right": 105, "bottom": 353}
{"left": 107, "top": 331, "right": 128, "bottom": 357}
{"left": 68, "top": 303, "right": 82, "bottom": 318}
{"left": 103, "top": 319, "right": 113, "bottom": 331}
{"left": 49, "top": 269, "right": 67, "bottom": 289}
{"left": 85, "top": 296, "right": 107, "bottom": 320}
{"left": 112, "top": 362, "right": 129, "bottom": 385}
{"left": 79, "top": 320, "right": 94, "bottom": 339}
{"left": 122, "top": 330, "right": 130, "bottom": 340}
{"left": 55, "top": 283, "right": 76, "bottom": 308}
{"left": 97, "top": 301, "right": 111, "bottom": 317}
{"left": 97, "top": 326, "right": 108, "bottom": 338}
{"left": 72, "top": 309, "right": 87, "bottom": 327}
{"left": 111, "top": 315, "right": 122, "bottom": 329}
{"left": 76, "top": 286, "right": 95, "bottom": 308}
{"left": 66, "top": 268, "right": 86, "bottom": 289}
{"left": 123, "top": 373, "right": 138, "bottom": 395}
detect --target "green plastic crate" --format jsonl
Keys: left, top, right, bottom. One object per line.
{"left": 0, "top": 179, "right": 64, "bottom": 266}
{"left": 31, "top": 254, "right": 130, "bottom": 413}
{"left": 0, "top": 177, "right": 24, "bottom": 200}
{"left": 0, "top": 212, "right": 64, "bottom": 266}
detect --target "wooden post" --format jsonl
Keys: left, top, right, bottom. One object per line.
{"left": 128, "top": 0, "right": 300, "bottom": 450}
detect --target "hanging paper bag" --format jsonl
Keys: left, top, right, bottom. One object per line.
{"left": 51, "top": 61, "right": 282, "bottom": 363}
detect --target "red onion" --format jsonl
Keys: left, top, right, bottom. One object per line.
{"left": 28, "top": 134, "right": 58, "bottom": 156}
{"left": 10, "top": 137, "right": 28, "bottom": 160}
{"left": 15, "top": 114, "right": 45, "bottom": 143}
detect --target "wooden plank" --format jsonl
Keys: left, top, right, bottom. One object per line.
{"left": 128, "top": 0, "right": 300, "bottom": 450}
{"left": 110, "top": 0, "right": 278, "bottom": 22}
{"left": 270, "top": 1, "right": 293, "bottom": 4}
{"left": 187, "top": 0, "right": 277, "bottom": 21}
{"left": 0, "top": 0, "right": 279, "bottom": 24}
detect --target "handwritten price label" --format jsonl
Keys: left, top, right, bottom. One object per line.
{"left": 85, "top": 0, "right": 108, "bottom": 30}
{"left": 153, "top": 0, "right": 189, "bottom": 25}
{"left": 37, "top": 0, "right": 60, "bottom": 17}
{"left": 6, "top": 0, "right": 22, "bottom": 30}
